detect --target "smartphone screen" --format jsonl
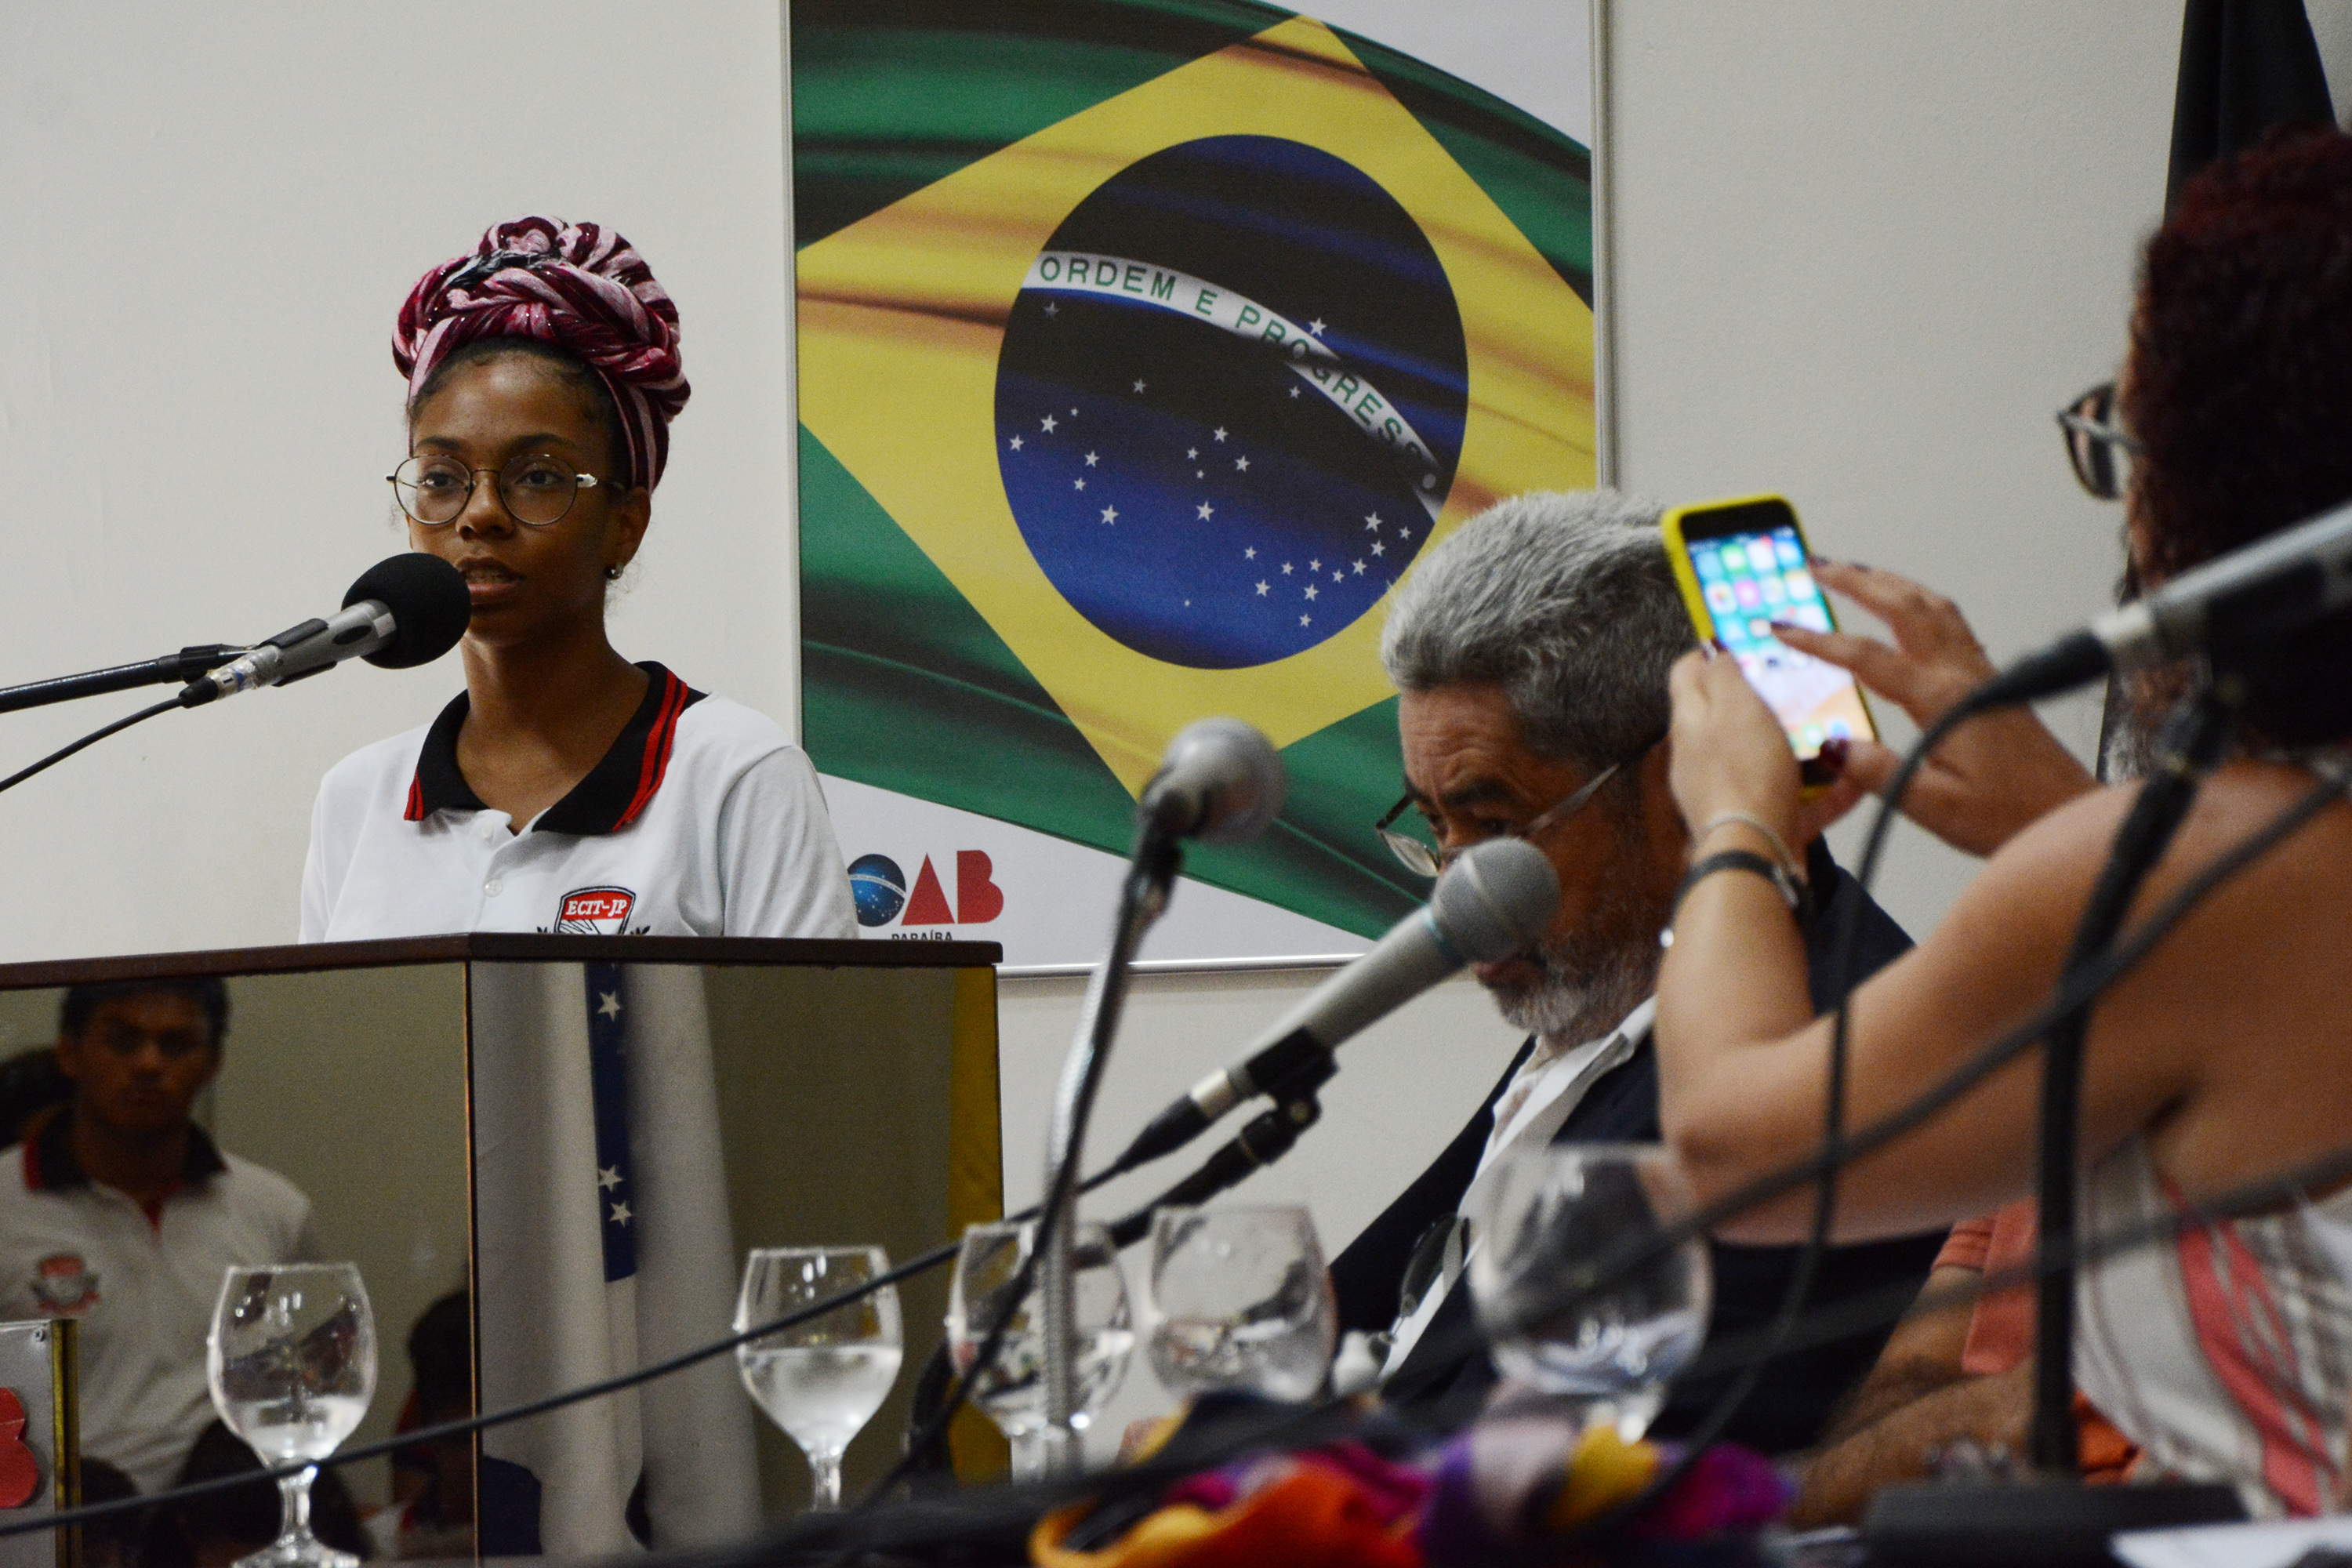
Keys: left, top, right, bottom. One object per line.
{"left": 1679, "top": 510, "right": 1873, "bottom": 769}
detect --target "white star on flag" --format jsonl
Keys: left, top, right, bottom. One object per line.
{"left": 1399, "top": 527, "right": 1413, "bottom": 540}
{"left": 597, "top": 1166, "right": 622, "bottom": 1191}
{"left": 1040, "top": 414, "right": 1058, "bottom": 433}
{"left": 1371, "top": 541, "right": 1386, "bottom": 556}
{"left": 1353, "top": 560, "right": 1366, "bottom": 574}
{"left": 1255, "top": 581, "right": 1269, "bottom": 596}
{"left": 1044, "top": 301, "right": 1058, "bottom": 315}
{"left": 1073, "top": 478, "right": 1087, "bottom": 491}
{"left": 1213, "top": 426, "right": 1228, "bottom": 441}
{"left": 1308, "top": 558, "right": 1321, "bottom": 571}
{"left": 1187, "top": 448, "right": 1198, "bottom": 459}
{"left": 1309, "top": 318, "right": 1327, "bottom": 336}
{"left": 1235, "top": 456, "right": 1250, "bottom": 471}
{"left": 1305, "top": 584, "right": 1319, "bottom": 601}
{"left": 1300, "top": 613, "right": 1312, "bottom": 626}
{"left": 1009, "top": 435, "right": 1023, "bottom": 451}
{"left": 1084, "top": 452, "right": 1099, "bottom": 466}
{"left": 1244, "top": 546, "right": 1256, "bottom": 559}
{"left": 1101, "top": 505, "right": 1118, "bottom": 524}
{"left": 1196, "top": 503, "right": 1214, "bottom": 520}
{"left": 597, "top": 992, "right": 622, "bottom": 1019}
{"left": 1288, "top": 386, "right": 1301, "bottom": 397}
{"left": 1365, "top": 514, "right": 1382, "bottom": 531}
{"left": 1281, "top": 562, "right": 1293, "bottom": 575}
{"left": 609, "top": 1201, "right": 632, "bottom": 1226}
{"left": 1132, "top": 379, "right": 1146, "bottom": 393}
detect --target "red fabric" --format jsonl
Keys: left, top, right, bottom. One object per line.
{"left": 615, "top": 668, "right": 689, "bottom": 829}
{"left": 394, "top": 216, "right": 689, "bottom": 491}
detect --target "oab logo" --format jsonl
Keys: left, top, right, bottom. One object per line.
{"left": 848, "top": 851, "right": 1005, "bottom": 939}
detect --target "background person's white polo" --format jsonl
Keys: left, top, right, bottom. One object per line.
{"left": 0, "top": 1119, "right": 317, "bottom": 1494}
{"left": 301, "top": 664, "right": 855, "bottom": 941}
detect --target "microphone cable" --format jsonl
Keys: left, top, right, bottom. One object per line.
{"left": 0, "top": 697, "right": 184, "bottom": 799}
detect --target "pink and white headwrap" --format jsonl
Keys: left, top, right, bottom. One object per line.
{"left": 394, "top": 216, "right": 689, "bottom": 492}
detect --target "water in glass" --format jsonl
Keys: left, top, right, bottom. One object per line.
{"left": 1468, "top": 1142, "right": 1711, "bottom": 1439}
{"left": 1145, "top": 1205, "right": 1335, "bottom": 1403}
{"left": 735, "top": 1246, "right": 901, "bottom": 1510}
{"left": 207, "top": 1263, "right": 376, "bottom": 1568}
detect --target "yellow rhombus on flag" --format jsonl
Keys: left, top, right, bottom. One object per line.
{"left": 795, "top": 12, "right": 1595, "bottom": 797}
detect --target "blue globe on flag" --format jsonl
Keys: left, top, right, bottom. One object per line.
{"left": 848, "top": 853, "right": 908, "bottom": 927}
{"left": 994, "top": 134, "right": 1469, "bottom": 670}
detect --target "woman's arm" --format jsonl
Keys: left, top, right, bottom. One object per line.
{"left": 1653, "top": 651, "right": 2205, "bottom": 1243}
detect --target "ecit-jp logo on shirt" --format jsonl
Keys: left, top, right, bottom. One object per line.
{"left": 554, "top": 886, "right": 641, "bottom": 936}
{"left": 29, "top": 1254, "right": 97, "bottom": 1316}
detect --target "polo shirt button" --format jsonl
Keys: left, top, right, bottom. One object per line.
{"left": 485, "top": 878, "right": 504, "bottom": 897}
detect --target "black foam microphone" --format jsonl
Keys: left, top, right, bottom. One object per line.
{"left": 180, "top": 554, "right": 470, "bottom": 706}
{"left": 1115, "top": 837, "right": 1562, "bottom": 1168}
{"left": 1138, "top": 717, "right": 1287, "bottom": 844}
{"left": 1969, "top": 492, "right": 2352, "bottom": 711}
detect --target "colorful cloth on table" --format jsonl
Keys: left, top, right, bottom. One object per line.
{"left": 2076, "top": 1135, "right": 2352, "bottom": 1516}
{"left": 1033, "top": 1403, "right": 1788, "bottom": 1568}
{"left": 394, "top": 215, "right": 689, "bottom": 490}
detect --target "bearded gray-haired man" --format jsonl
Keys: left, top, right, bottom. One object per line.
{"left": 1331, "top": 488, "right": 1941, "bottom": 1454}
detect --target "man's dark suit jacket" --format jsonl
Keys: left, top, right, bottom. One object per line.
{"left": 1328, "top": 840, "right": 1940, "bottom": 1456}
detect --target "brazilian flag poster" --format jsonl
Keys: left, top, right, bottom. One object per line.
{"left": 793, "top": 0, "right": 1597, "bottom": 964}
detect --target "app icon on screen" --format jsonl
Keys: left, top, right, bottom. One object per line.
{"left": 1776, "top": 535, "right": 1805, "bottom": 568}
{"left": 1784, "top": 568, "right": 1815, "bottom": 601}
{"left": 1746, "top": 539, "right": 1778, "bottom": 574}
{"left": 1826, "top": 717, "right": 1853, "bottom": 739}
{"left": 1704, "top": 582, "right": 1737, "bottom": 616}
{"left": 1695, "top": 550, "right": 1725, "bottom": 581}
{"left": 1796, "top": 604, "right": 1831, "bottom": 632}
{"left": 1733, "top": 578, "right": 1762, "bottom": 609}
{"left": 1748, "top": 618, "right": 1774, "bottom": 642}
{"left": 1801, "top": 724, "right": 1825, "bottom": 750}
{"left": 1759, "top": 575, "right": 1788, "bottom": 605}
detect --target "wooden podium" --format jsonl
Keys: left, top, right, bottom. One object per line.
{"left": 0, "top": 935, "right": 1004, "bottom": 1559}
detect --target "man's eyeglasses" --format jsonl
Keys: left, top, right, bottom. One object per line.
{"left": 1376, "top": 753, "right": 1632, "bottom": 880}
{"left": 2056, "top": 382, "right": 2141, "bottom": 502}
{"left": 389, "top": 453, "right": 602, "bottom": 528}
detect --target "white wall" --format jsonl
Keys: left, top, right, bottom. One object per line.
{"left": 0, "top": 3, "right": 795, "bottom": 959}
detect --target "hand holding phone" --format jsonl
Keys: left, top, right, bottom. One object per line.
{"left": 1661, "top": 495, "right": 1877, "bottom": 788}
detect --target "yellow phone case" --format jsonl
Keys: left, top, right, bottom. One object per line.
{"left": 1658, "top": 493, "right": 1877, "bottom": 781}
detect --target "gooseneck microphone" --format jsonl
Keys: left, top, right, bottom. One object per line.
{"left": 1970, "top": 492, "right": 2352, "bottom": 710}
{"left": 1138, "top": 717, "right": 1287, "bottom": 844}
{"left": 1114, "top": 835, "right": 1562, "bottom": 1170}
{"left": 179, "top": 554, "right": 471, "bottom": 706}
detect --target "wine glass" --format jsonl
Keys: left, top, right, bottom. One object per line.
{"left": 946, "top": 1219, "right": 1134, "bottom": 1479}
{"left": 206, "top": 1264, "right": 377, "bottom": 1568}
{"left": 1468, "top": 1142, "right": 1712, "bottom": 1440}
{"left": 735, "top": 1246, "right": 902, "bottom": 1510}
{"left": 1145, "top": 1205, "right": 1337, "bottom": 1403}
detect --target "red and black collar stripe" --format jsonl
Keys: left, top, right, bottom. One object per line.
{"left": 403, "top": 662, "right": 706, "bottom": 836}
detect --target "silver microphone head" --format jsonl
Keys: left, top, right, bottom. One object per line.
{"left": 1142, "top": 717, "right": 1288, "bottom": 844}
{"left": 1429, "top": 837, "right": 1561, "bottom": 962}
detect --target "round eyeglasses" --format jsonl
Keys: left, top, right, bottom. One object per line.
{"left": 1376, "top": 750, "right": 1639, "bottom": 880}
{"left": 388, "top": 453, "right": 601, "bottom": 528}
{"left": 2056, "top": 382, "right": 2141, "bottom": 502}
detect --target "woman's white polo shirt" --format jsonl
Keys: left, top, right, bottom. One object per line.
{"left": 300, "top": 663, "right": 855, "bottom": 941}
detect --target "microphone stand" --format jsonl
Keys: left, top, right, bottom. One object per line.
{"left": 1864, "top": 678, "right": 2248, "bottom": 1566}
{"left": 1036, "top": 826, "right": 1182, "bottom": 1475}
{"left": 0, "top": 646, "right": 244, "bottom": 716}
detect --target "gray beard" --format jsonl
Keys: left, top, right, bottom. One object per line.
{"left": 1483, "top": 892, "right": 1665, "bottom": 1046}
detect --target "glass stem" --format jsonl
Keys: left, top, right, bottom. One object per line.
{"left": 1010, "top": 1430, "right": 1047, "bottom": 1483}
{"left": 811, "top": 1450, "right": 844, "bottom": 1510}
{"left": 278, "top": 1467, "right": 319, "bottom": 1546}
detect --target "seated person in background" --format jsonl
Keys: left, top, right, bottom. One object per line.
{"left": 0, "top": 980, "right": 316, "bottom": 1493}
{"left": 139, "top": 1421, "right": 371, "bottom": 1568}
{"left": 382, "top": 1290, "right": 474, "bottom": 1559}
{"left": 1329, "top": 490, "right": 1944, "bottom": 1454}
{"left": 302, "top": 216, "right": 853, "bottom": 941}
{"left": 1652, "top": 126, "right": 2352, "bottom": 1518}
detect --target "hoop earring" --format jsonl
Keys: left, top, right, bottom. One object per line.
{"left": 604, "top": 564, "right": 624, "bottom": 581}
